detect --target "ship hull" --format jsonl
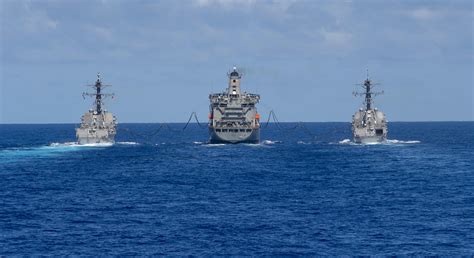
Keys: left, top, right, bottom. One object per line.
{"left": 76, "top": 128, "right": 115, "bottom": 145}
{"left": 209, "top": 127, "right": 260, "bottom": 144}
{"left": 353, "top": 135, "right": 386, "bottom": 144}
{"left": 352, "top": 109, "right": 388, "bottom": 144}
{"left": 77, "top": 137, "right": 115, "bottom": 145}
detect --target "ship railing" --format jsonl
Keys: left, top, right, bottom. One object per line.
{"left": 215, "top": 121, "right": 251, "bottom": 127}
{"left": 220, "top": 117, "right": 245, "bottom": 121}
{"left": 224, "top": 107, "right": 244, "bottom": 110}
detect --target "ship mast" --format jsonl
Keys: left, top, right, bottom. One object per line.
{"left": 83, "top": 73, "right": 114, "bottom": 114}
{"left": 353, "top": 70, "right": 383, "bottom": 111}
{"left": 227, "top": 67, "right": 242, "bottom": 96}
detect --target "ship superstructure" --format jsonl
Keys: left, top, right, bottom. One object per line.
{"left": 352, "top": 71, "right": 388, "bottom": 143}
{"left": 209, "top": 67, "right": 260, "bottom": 144}
{"left": 76, "top": 73, "right": 117, "bottom": 144}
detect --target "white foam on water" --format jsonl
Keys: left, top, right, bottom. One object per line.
{"left": 262, "top": 140, "right": 282, "bottom": 145}
{"left": 48, "top": 142, "right": 78, "bottom": 147}
{"left": 243, "top": 143, "right": 269, "bottom": 148}
{"left": 203, "top": 143, "right": 226, "bottom": 147}
{"left": 49, "top": 142, "right": 113, "bottom": 148}
{"left": 334, "top": 139, "right": 420, "bottom": 145}
{"left": 193, "top": 141, "right": 204, "bottom": 145}
{"left": 338, "top": 139, "right": 352, "bottom": 145}
{"left": 386, "top": 139, "right": 421, "bottom": 144}
{"left": 364, "top": 141, "right": 381, "bottom": 145}
{"left": 0, "top": 141, "right": 113, "bottom": 162}
{"left": 116, "top": 141, "right": 139, "bottom": 145}
{"left": 297, "top": 141, "right": 312, "bottom": 145}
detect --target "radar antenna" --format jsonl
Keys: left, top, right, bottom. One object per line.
{"left": 352, "top": 70, "right": 383, "bottom": 111}
{"left": 227, "top": 66, "right": 243, "bottom": 96}
{"left": 82, "top": 73, "right": 115, "bottom": 114}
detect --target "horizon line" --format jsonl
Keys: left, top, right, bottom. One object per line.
{"left": 0, "top": 120, "right": 473, "bottom": 125}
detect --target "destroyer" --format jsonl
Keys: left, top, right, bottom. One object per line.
{"left": 209, "top": 67, "right": 260, "bottom": 144}
{"left": 352, "top": 71, "right": 388, "bottom": 143}
{"left": 76, "top": 73, "right": 117, "bottom": 144}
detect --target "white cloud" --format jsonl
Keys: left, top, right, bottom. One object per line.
{"left": 323, "top": 1, "right": 353, "bottom": 26}
{"left": 89, "top": 26, "right": 114, "bottom": 41}
{"left": 409, "top": 8, "right": 439, "bottom": 21}
{"left": 22, "top": 2, "right": 59, "bottom": 32}
{"left": 319, "top": 28, "right": 352, "bottom": 48}
{"left": 192, "top": 0, "right": 300, "bottom": 12}
{"left": 193, "top": 0, "right": 257, "bottom": 8}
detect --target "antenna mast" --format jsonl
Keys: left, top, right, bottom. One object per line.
{"left": 353, "top": 70, "right": 383, "bottom": 111}
{"left": 82, "top": 73, "right": 114, "bottom": 114}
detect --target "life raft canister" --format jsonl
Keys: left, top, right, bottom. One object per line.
{"left": 255, "top": 113, "right": 260, "bottom": 120}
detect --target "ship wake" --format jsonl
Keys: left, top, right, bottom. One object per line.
{"left": 49, "top": 142, "right": 114, "bottom": 147}
{"left": 0, "top": 142, "right": 113, "bottom": 164}
{"left": 262, "top": 140, "right": 282, "bottom": 145}
{"left": 385, "top": 139, "right": 421, "bottom": 144}
{"left": 195, "top": 140, "right": 281, "bottom": 147}
{"left": 336, "top": 139, "right": 420, "bottom": 145}
{"left": 116, "top": 141, "right": 139, "bottom": 145}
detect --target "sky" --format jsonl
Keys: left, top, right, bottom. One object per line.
{"left": 0, "top": 0, "right": 472, "bottom": 123}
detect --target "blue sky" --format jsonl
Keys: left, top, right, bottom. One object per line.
{"left": 1, "top": 0, "right": 472, "bottom": 123}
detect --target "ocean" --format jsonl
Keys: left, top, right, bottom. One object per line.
{"left": 0, "top": 122, "right": 473, "bottom": 255}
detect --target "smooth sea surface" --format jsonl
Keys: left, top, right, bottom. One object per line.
{"left": 0, "top": 122, "right": 473, "bottom": 255}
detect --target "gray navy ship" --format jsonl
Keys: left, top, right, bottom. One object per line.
{"left": 76, "top": 73, "right": 117, "bottom": 144}
{"left": 209, "top": 67, "right": 260, "bottom": 144}
{"left": 352, "top": 72, "right": 388, "bottom": 143}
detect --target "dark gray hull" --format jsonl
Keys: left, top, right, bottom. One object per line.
{"left": 77, "top": 136, "right": 115, "bottom": 145}
{"left": 209, "top": 127, "right": 260, "bottom": 144}
{"left": 353, "top": 135, "right": 386, "bottom": 144}
{"left": 76, "top": 128, "right": 116, "bottom": 145}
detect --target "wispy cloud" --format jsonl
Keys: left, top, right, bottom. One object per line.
{"left": 319, "top": 28, "right": 352, "bottom": 48}
{"left": 409, "top": 7, "right": 440, "bottom": 21}
{"left": 193, "top": 0, "right": 257, "bottom": 7}
{"left": 85, "top": 25, "right": 114, "bottom": 42}
{"left": 1, "top": 0, "right": 472, "bottom": 122}
{"left": 21, "top": 2, "right": 59, "bottom": 32}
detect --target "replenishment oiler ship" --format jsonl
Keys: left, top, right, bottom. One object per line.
{"left": 76, "top": 73, "right": 117, "bottom": 144}
{"left": 208, "top": 67, "right": 260, "bottom": 144}
{"left": 352, "top": 72, "right": 388, "bottom": 143}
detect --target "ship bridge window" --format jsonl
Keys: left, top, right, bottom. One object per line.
{"left": 376, "top": 129, "right": 383, "bottom": 135}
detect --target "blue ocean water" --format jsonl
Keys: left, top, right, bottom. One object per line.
{"left": 0, "top": 122, "right": 473, "bottom": 255}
